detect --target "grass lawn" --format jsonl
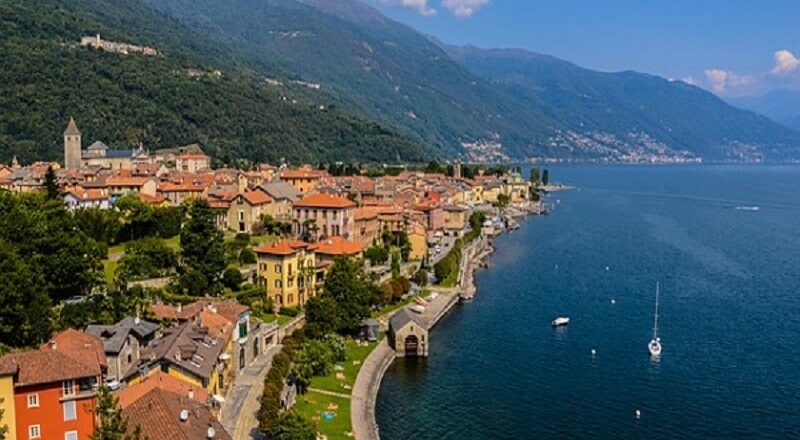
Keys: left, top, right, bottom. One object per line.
{"left": 293, "top": 394, "right": 352, "bottom": 440}
{"left": 250, "top": 234, "right": 279, "bottom": 246}
{"left": 103, "top": 259, "right": 118, "bottom": 285}
{"left": 311, "top": 337, "right": 381, "bottom": 394}
{"left": 259, "top": 313, "right": 297, "bottom": 327}
{"left": 440, "top": 266, "right": 459, "bottom": 287}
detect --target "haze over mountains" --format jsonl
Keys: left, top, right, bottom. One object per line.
{"left": 1, "top": 0, "right": 799, "bottom": 164}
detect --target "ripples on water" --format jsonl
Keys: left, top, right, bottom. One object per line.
{"left": 376, "top": 166, "right": 800, "bottom": 440}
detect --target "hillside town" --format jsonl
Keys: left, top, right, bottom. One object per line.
{"left": 0, "top": 120, "right": 543, "bottom": 440}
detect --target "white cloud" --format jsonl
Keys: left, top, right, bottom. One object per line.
{"left": 441, "top": 0, "right": 490, "bottom": 18}
{"left": 771, "top": 49, "right": 800, "bottom": 75}
{"left": 379, "top": 0, "right": 437, "bottom": 16}
{"left": 704, "top": 68, "right": 756, "bottom": 94}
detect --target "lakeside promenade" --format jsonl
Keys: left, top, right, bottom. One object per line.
{"left": 350, "top": 235, "right": 496, "bottom": 440}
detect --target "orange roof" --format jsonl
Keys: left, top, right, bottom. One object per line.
{"left": 240, "top": 190, "right": 272, "bottom": 205}
{"left": 280, "top": 169, "right": 325, "bottom": 180}
{"left": 0, "top": 350, "right": 100, "bottom": 387}
{"left": 107, "top": 176, "right": 150, "bottom": 187}
{"left": 294, "top": 193, "right": 355, "bottom": 209}
{"left": 42, "top": 329, "right": 108, "bottom": 371}
{"left": 315, "top": 236, "right": 363, "bottom": 256}
{"left": 158, "top": 182, "right": 206, "bottom": 192}
{"left": 138, "top": 193, "right": 167, "bottom": 204}
{"left": 354, "top": 207, "right": 379, "bottom": 221}
{"left": 254, "top": 240, "right": 314, "bottom": 256}
{"left": 118, "top": 371, "right": 209, "bottom": 409}
{"left": 199, "top": 310, "right": 232, "bottom": 341}
{"left": 150, "top": 303, "right": 179, "bottom": 320}
{"left": 177, "top": 153, "right": 209, "bottom": 160}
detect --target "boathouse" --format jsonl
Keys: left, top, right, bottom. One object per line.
{"left": 388, "top": 308, "right": 429, "bottom": 357}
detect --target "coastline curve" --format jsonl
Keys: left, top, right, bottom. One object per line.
{"left": 351, "top": 340, "right": 395, "bottom": 440}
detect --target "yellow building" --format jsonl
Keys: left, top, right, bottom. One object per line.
{"left": 0, "top": 370, "right": 16, "bottom": 440}
{"left": 254, "top": 240, "right": 318, "bottom": 308}
{"left": 407, "top": 223, "right": 428, "bottom": 261}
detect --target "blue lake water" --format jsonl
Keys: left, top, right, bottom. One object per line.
{"left": 375, "top": 166, "right": 800, "bottom": 439}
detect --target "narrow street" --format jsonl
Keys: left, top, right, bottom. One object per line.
{"left": 221, "top": 345, "right": 282, "bottom": 440}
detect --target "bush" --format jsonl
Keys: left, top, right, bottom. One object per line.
{"left": 279, "top": 306, "right": 300, "bottom": 317}
{"left": 364, "top": 245, "right": 389, "bottom": 265}
{"left": 412, "top": 269, "right": 428, "bottom": 287}
{"left": 323, "top": 333, "right": 347, "bottom": 362}
{"left": 272, "top": 352, "right": 291, "bottom": 377}
{"left": 222, "top": 267, "right": 244, "bottom": 291}
{"left": 239, "top": 247, "right": 256, "bottom": 264}
{"left": 258, "top": 382, "right": 282, "bottom": 433}
{"left": 272, "top": 411, "right": 315, "bottom": 440}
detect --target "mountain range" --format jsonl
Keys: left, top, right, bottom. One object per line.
{"left": 728, "top": 90, "right": 800, "bottom": 133}
{"left": 1, "top": 0, "right": 799, "bottom": 164}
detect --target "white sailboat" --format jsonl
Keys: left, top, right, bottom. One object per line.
{"left": 648, "top": 282, "right": 663, "bottom": 357}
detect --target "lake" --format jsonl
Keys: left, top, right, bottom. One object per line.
{"left": 375, "top": 165, "right": 800, "bottom": 439}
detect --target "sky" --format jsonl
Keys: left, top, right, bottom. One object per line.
{"left": 369, "top": 0, "right": 800, "bottom": 98}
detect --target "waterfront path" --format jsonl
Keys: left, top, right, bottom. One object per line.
{"left": 351, "top": 340, "right": 395, "bottom": 440}
{"left": 221, "top": 345, "right": 282, "bottom": 440}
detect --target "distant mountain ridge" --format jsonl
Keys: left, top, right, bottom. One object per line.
{"left": 137, "top": 0, "right": 800, "bottom": 162}
{"left": 444, "top": 44, "right": 800, "bottom": 162}
{"left": 728, "top": 90, "right": 800, "bottom": 133}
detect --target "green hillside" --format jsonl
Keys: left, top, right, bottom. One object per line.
{"left": 140, "top": 0, "right": 800, "bottom": 162}
{"left": 0, "top": 0, "right": 427, "bottom": 165}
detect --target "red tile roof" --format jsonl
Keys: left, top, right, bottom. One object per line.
{"left": 123, "top": 388, "right": 231, "bottom": 440}
{"left": 294, "top": 193, "right": 355, "bottom": 209}
{"left": 118, "top": 371, "right": 209, "bottom": 409}
{"left": 42, "top": 329, "right": 108, "bottom": 371}
{"left": 315, "top": 236, "right": 363, "bottom": 256}
{"left": 254, "top": 240, "right": 314, "bottom": 256}
{"left": 0, "top": 349, "right": 100, "bottom": 386}
{"left": 240, "top": 190, "right": 272, "bottom": 205}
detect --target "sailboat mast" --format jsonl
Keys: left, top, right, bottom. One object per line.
{"left": 653, "top": 282, "right": 660, "bottom": 339}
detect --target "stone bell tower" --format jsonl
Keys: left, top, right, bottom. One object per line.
{"left": 64, "top": 117, "right": 82, "bottom": 170}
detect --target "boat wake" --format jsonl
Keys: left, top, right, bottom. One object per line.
{"left": 734, "top": 206, "right": 761, "bottom": 212}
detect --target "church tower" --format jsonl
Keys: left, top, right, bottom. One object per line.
{"left": 64, "top": 117, "right": 81, "bottom": 169}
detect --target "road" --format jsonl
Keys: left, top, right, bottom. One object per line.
{"left": 221, "top": 345, "right": 282, "bottom": 440}
{"left": 428, "top": 236, "right": 456, "bottom": 267}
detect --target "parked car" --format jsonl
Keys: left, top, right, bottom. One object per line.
{"left": 103, "top": 378, "right": 121, "bottom": 391}
{"left": 63, "top": 296, "right": 86, "bottom": 305}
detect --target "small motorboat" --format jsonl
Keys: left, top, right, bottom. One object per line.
{"left": 408, "top": 304, "right": 425, "bottom": 314}
{"left": 551, "top": 316, "right": 570, "bottom": 327}
{"left": 648, "top": 282, "right": 663, "bottom": 357}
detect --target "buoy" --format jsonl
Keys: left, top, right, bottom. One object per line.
{"left": 591, "top": 349, "right": 596, "bottom": 356}
{"left": 605, "top": 266, "right": 610, "bottom": 271}
{"left": 611, "top": 299, "right": 616, "bottom": 305}
{"left": 635, "top": 409, "right": 641, "bottom": 419}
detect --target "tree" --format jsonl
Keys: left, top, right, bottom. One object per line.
{"left": 529, "top": 167, "right": 541, "bottom": 183}
{"left": 180, "top": 200, "right": 225, "bottom": 295}
{"left": 315, "top": 257, "right": 373, "bottom": 335}
{"left": 272, "top": 411, "right": 315, "bottom": 440}
{"left": 304, "top": 295, "right": 341, "bottom": 339}
{"left": 222, "top": 267, "right": 244, "bottom": 291}
{"left": 542, "top": 169, "right": 550, "bottom": 186}
{"left": 115, "top": 195, "right": 155, "bottom": 242}
{"left": 43, "top": 166, "right": 60, "bottom": 200}
{"left": 91, "top": 386, "right": 146, "bottom": 440}
{"left": 0, "top": 399, "right": 7, "bottom": 440}
{"left": 73, "top": 208, "right": 121, "bottom": 246}
{"left": 323, "top": 333, "right": 347, "bottom": 362}
{"left": 364, "top": 245, "right": 389, "bottom": 265}
{"left": 0, "top": 240, "right": 53, "bottom": 347}
{"left": 291, "top": 340, "right": 334, "bottom": 389}
{"left": 116, "top": 238, "right": 177, "bottom": 282}
{"left": 258, "top": 382, "right": 282, "bottom": 433}
{"left": 412, "top": 269, "right": 428, "bottom": 288}
{"left": 496, "top": 193, "right": 510, "bottom": 208}
{"left": 152, "top": 206, "right": 183, "bottom": 238}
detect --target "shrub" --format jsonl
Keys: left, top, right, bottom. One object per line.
{"left": 222, "top": 267, "right": 244, "bottom": 291}
{"left": 323, "top": 333, "right": 347, "bottom": 362}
